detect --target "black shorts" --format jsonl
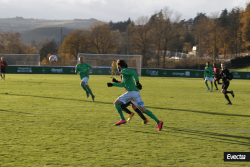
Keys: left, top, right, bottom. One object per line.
{"left": 222, "top": 81, "right": 229, "bottom": 90}
{"left": 0, "top": 68, "right": 5, "bottom": 73}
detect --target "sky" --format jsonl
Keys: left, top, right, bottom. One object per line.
{"left": 0, "top": 0, "right": 249, "bottom": 22}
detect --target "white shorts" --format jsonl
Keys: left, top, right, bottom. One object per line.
{"left": 205, "top": 77, "right": 213, "bottom": 82}
{"left": 117, "top": 91, "right": 145, "bottom": 107}
{"left": 81, "top": 77, "right": 89, "bottom": 85}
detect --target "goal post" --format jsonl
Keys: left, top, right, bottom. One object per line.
{"left": 0, "top": 54, "right": 40, "bottom": 66}
{"left": 77, "top": 53, "right": 142, "bottom": 76}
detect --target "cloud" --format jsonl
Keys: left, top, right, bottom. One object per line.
{"left": 0, "top": 0, "right": 248, "bottom": 21}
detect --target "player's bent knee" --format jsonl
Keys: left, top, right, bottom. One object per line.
{"left": 138, "top": 106, "right": 146, "bottom": 113}
{"left": 114, "top": 100, "right": 123, "bottom": 106}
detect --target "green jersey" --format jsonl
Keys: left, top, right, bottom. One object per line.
{"left": 204, "top": 66, "right": 213, "bottom": 78}
{"left": 113, "top": 68, "right": 139, "bottom": 91}
{"left": 75, "top": 62, "right": 92, "bottom": 79}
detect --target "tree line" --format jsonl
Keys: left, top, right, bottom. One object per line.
{"left": 0, "top": 4, "right": 250, "bottom": 68}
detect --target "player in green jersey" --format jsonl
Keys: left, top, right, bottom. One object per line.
{"left": 204, "top": 62, "right": 214, "bottom": 92}
{"left": 107, "top": 59, "right": 163, "bottom": 131}
{"left": 75, "top": 57, "right": 95, "bottom": 101}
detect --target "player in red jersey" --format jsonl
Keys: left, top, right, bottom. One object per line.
{"left": 213, "top": 63, "right": 221, "bottom": 90}
{"left": 112, "top": 73, "right": 148, "bottom": 124}
{"left": 0, "top": 57, "right": 8, "bottom": 81}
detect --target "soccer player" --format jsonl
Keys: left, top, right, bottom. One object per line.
{"left": 213, "top": 63, "right": 222, "bottom": 90}
{"left": 0, "top": 57, "right": 8, "bottom": 81}
{"left": 112, "top": 75, "right": 149, "bottom": 124}
{"left": 107, "top": 59, "right": 163, "bottom": 131}
{"left": 204, "top": 62, "right": 213, "bottom": 92}
{"left": 220, "top": 63, "right": 234, "bottom": 105}
{"left": 110, "top": 60, "right": 117, "bottom": 78}
{"left": 75, "top": 57, "right": 95, "bottom": 101}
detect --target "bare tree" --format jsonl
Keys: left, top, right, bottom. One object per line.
{"left": 86, "top": 22, "right": 121, "bottom": 54}
{"left": 128, "top": 16, "right": 152, "bottom": 67}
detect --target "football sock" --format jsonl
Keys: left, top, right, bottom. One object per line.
{"left": 225, "top": 91, "right": 232, "bottom": 93}
{"left": 135, "top": 108, "right": 147, "bottom": 120}
{"left": 121, "top": 104, "right": 132, "bottom": 114}
{"left": 115, "top": 104, "right": 125, "bottom": 120}
{"left": 88, "top": 88, "right": 93, "bottom": 96}
{"left": 145, "top": 109, "right": 159, "bottom": 124}
{"left": 211, "top": 83, "right": 213, "bottom": 90}
{"left": 205, "top": 83, "right": 210, "bottom": 89}
{"left": 214, "top": 82, "right": 218, "bottom": 89}
{"left": 81, "top": 84, "right": 88, "bottom": 92}
{"left": 225, "top": 94, "right": 231, "bottom": 103}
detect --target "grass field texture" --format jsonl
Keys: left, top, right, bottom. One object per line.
{"left": 0, "top": 74, "right": 250, "bottom": 167}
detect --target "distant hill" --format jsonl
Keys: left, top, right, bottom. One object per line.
{"left": 0, "top": 17, "right": 97, "bottom": 44}
{"left": 20, "top": 27, "right": 75, "bottom": 45}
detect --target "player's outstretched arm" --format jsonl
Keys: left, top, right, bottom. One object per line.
{"left": 107, "top": 83, "right": 113, "bottom": 87}
{"left": 75, "top": 66, "right": 78, "bottom": 74}
{"left": 113, "top": 82, "right": 125, "bottom": 87}
{"left": 229, "top": 70, "right": 233, "bottom": 80}
{"left": 136, "top": 82, "right": 142, "bottom": 90}
{"left": 112, "top": 78, "right": 119, "bottom": 83}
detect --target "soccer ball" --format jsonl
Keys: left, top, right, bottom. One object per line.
{"left": 49, "top": 55, "right": 58, "bottom": 63}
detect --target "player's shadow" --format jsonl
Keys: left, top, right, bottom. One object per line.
{"left": 0, "top": 92, "right": 112, "bottom": 105}
{"left": 168, "top": 126, "right": 250, "bottom": 147}
{"left": 147, "top": 106, "right": 250, "bottom": 118}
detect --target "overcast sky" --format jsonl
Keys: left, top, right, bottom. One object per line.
{"left": 0, "top": 0, "right": 249, "bottom": 22}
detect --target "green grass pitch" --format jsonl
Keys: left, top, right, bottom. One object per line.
{"left": 0, "top": 74, "right": 250, "bottom": 167}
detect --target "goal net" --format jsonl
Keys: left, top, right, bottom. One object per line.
{"left": 77, "top": 53, "right": 142, "bottom": 76}
{"left": 0, "top": 54, "right": 40, "bottom": 66}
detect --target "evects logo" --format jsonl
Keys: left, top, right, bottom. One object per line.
{"left": 227, "top": 154, "right": 246, "bottom": 160}
{"left": 224, "top": 152, "right": 250, "bottom": 161}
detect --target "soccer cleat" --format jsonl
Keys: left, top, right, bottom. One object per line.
{"left": 127, "top": 112, "right": 134, "bottom": 121}
{"left": 114, "top": 120, "right": 126, "bottom": 126}
{"left": 143, "top": 119, "right": 149, "bottom": 124}
{"left": 210, "top": 90, "right": 213, "bottom": 92}
{"left": 227, "top": 102, "right": 232, "bottom": 105}
{"left": 86, "top": 92, "right": 89, "bottom": 98}
{"left": 206, "top": 89, "right": 210, "bottom": 92}
{"left": 92, "top": 95, "right": 95, "bottom": 101}
{"left": 231, "top": 91, "right": 234, "bottom": 98}
{"left": 157, "top": 121, "right": 163, "bottom": 131}
{"left": 215, "top": 88, "right": 218, "bottom": 90}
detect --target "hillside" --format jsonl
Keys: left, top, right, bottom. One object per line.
{"left": 20, "top": 27, "right": 75, "bottom": 45}
{"left": 0, "top": 17, "right": 97, "bottom": 44}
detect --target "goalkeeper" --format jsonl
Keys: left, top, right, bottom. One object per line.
{"left": 110, "top": 60, "right": 117, "bottom": 78}
{"left": 75, "top": 57, "right": 95, "bottom": 101}
{"left": 112, "top": 74, "right": 148, "bottom": 124}
{"left": 107, "top": 59, "right": 163, "bottom": 131}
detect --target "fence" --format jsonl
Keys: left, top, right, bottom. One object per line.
{"left": 4, "top": 66, "right": 250, "bottom": 79}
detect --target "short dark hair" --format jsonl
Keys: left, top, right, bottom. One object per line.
{"left": 117, "top": 59, "right": 127, "bottom": 68}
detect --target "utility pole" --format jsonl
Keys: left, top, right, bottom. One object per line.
{"left": 127, "top": 27, "right": 130, "bottom": 55}
{"left": 61, "top": 27, "right": 62, "bottom": 45}
{"left": 198, "top": 30, "right": 201, "bottom": 70}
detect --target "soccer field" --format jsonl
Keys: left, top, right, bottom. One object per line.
{"left": 0, "top": 74, "right": 249, "bottom": 167}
